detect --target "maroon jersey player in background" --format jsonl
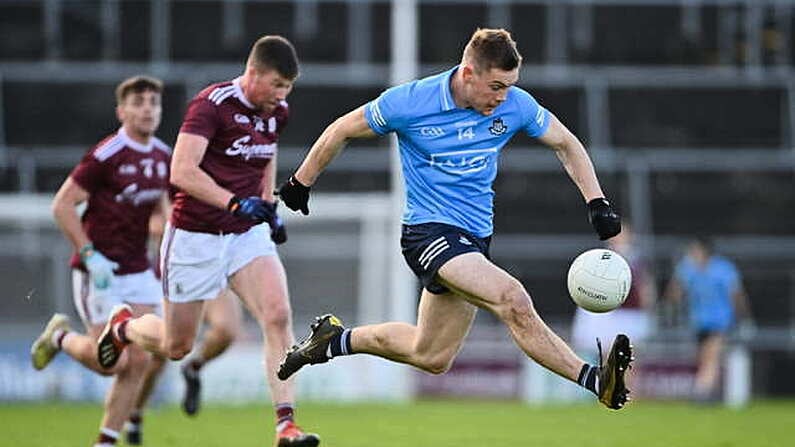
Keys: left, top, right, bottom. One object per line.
{"left": 31, "top": 76, "right": 170, "bottom": 447}
{"left": 96, "top": 36, "right": 319, "bottom": 447}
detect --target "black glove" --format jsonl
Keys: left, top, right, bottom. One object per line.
{"left": 278, "top": 176, "right": 311, "bottom": 215}
{"left": 587, "top": 198, "right": 621, "bottom": 240}
{"left": 269, "top": 210, "right": 288, "bottom": 245}
{"left": 228, "top": 196, "right": 276, "bottom": 223}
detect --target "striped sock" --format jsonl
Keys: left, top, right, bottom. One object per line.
{"left": 327, "top": 328, "right": 353, "bottom": 358}
{"left": 51, "top": 329, "right": 69, "bottom": 349}
{"left": 578, "top": 364, "right": 600, "bottom": 396}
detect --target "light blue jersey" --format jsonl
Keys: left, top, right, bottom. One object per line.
{"left": 363, "top": 66, "right": 551, "bottom": 237}
{"left": 675, "top": 255, "right": 740, "bottom": 331}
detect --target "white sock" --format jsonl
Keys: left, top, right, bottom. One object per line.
{"left": 50, "top": 329, "right": 68, "bottom": 349}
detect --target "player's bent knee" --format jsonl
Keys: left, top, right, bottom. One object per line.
{"left": 414, "top": 350, "right": 456, "bottom": 375}
{"left": 259, "top": 305, "right": 291, "bottom": 331}
{"left": 419, "top": 356, "right": 454, "bottom": 375}
{"left": 495, "top": 280, "right": 529, "bottom": 307}
{"left": 426, "top": 361, "right": 453, "bottom": 375}
{"left": 167, "top": 349, "right": 189, "bottom": 361}
{"left": 216, "top": 325, "right": 239, "bottom": 345}
{"left": 166, "top": 339, "right": 193, "bottom": 361}
{"left": 496, "top": 283, "right": 536, "bottom": 325}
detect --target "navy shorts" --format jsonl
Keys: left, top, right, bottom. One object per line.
{"left": 401, "top": 222, "right": 491, "bottom": 294}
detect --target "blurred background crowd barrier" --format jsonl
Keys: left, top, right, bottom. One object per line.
{"left": 0, "top": 0, "right": 793, "bottom": 404}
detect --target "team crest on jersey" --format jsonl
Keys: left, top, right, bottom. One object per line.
{"left": 489, "top": 118, "right": 507, "bottom": 136}
{"left": 253, "top": 116, "right": 266, "bottom": 132}
{"left": 118, "top": 164, "right": 137, "bottom": 175}
{"left": 234, "top": 114, "right": 251, "bottom": 125}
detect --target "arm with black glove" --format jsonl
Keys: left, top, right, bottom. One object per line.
{"left": 278, "top": 176, "right": 310, "bottom": 215}
{"left": 587, "top": 198, "right": 622, "bottom": 240}
{"left": 279, "top": 106, "right": 378, "bottom": 215}
{"left": 537, "top": 114, "right": 621, "bottom": 240}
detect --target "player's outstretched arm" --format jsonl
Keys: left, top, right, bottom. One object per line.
{"left": 280, "top": 106, "right": 376, "bottom": 214}
{"left": 538, "top": 115, "right": 604, "bottom": 202}
{"left": 296, "top": 106, "right": 376, "bottom": 185}
{"left": 539, "top": 114, "right": 620, "bottom": 240}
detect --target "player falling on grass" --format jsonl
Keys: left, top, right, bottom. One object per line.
{"left": 277, "top": 28, "right": 633, "bottom": 410}
{"left": 94, "top": 35, "right": 318, "bottom": 447}
{"left": 31, "top": 75, "right": 169, "bottom": 447}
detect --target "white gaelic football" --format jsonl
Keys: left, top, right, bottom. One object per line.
{"left": 567, "top": 249, "right": 632, "bottom": 313}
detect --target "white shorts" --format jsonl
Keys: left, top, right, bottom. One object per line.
{"left": 160, "top": 222, "right": 276, "bottom": 303}
{"left": 72, "top": 268, "right": 162, "bottom": 326}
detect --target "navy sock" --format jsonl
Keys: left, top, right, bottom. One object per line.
{"left": 328, "top": 328, "right": 353, "bottom": 358}
{"left": 578, "top": 364, "right": 599, "bottom": 396}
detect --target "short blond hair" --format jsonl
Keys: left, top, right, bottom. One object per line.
{"left": 462, "top": 28, "right": 522, "bottom": 72}
{"left": 115, "top": 75, "right": 163, "bottom": 105}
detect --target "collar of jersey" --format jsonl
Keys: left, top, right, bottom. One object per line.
{"left": 117, "top": 126, "right": 153, "bottom": 153}
{"left": 233, "top": 77, "right": 257, "bottom": 110}
{"left": 439, "top": 66, "right": 459, "bottom": 112}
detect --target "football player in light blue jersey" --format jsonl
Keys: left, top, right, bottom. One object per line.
{"left": 278, "top": 29, "right": 632, "bottom": 410}
{"left": 664, "top": 237, "right": 752, "bottom": 401}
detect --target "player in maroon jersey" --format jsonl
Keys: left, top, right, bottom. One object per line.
{"left": 30, "top": 76, "right": 170, "bottom": 447}
{"left": 96, "top": 36, "right": 319, "bottom": 447}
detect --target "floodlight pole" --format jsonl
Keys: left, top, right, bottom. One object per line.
{"left": 387, "top": 0, "right": 418, "bottom": 399}
{"left": 389, "top": 0, "right": 417, "bottom": 328}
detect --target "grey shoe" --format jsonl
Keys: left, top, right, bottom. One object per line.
{"left": 31, "top": 314, "right": 70, "bottom": 370}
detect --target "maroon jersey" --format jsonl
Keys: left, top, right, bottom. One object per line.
{"left": 171, "top": 77, "right": 288, "bottom": 233}
{"left": 622, "top": 256, "right": 648, "bottom": 309}
{"left": 69, "top": 127, "right": 171, "bottom": 274}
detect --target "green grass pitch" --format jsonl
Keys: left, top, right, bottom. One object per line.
{"left": 3, "top": 400, "right": 791, "bottom": 446}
